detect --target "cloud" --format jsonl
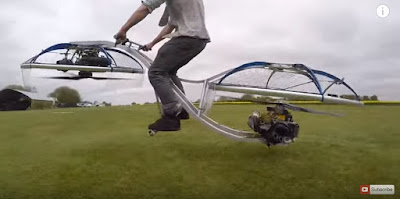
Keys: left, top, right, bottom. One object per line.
{"left": 0, "top": 0, "right": 399, "bottom": 104}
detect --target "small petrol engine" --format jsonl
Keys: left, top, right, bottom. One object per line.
{"left": 248, "top": 104, "right": 300, "bottom": 147}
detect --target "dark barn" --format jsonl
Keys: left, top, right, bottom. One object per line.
{"left": 0, "top": 89, "right": 32, "bottom": 111}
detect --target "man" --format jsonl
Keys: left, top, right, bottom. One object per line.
{"left": 114, "top": 0, "right": 210, "bottom": 131}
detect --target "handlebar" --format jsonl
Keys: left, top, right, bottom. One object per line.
{"left": 114, "top": 37, "right": 146, "bottom": 51}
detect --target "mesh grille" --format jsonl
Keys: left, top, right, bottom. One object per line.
{"left": 217, "top": 67, "right": 320, "bottom": 94}
{"left": 215, "top": 63, "right": 359, "bottom": 100}
{"left": 314, "top": 74, "right": 355, "bottom": 97}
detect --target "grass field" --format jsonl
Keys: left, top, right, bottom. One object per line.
{"left": 0, "top": 104, "right": 399, "bottom": 199}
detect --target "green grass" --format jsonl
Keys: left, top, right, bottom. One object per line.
{"left": 0, "top": 105, "right": 399, "bottom": 199}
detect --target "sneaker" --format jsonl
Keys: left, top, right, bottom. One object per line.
{"left": 177, "top": 108, "right": 190, "bottom": 120}
{"left": 148, "top": 114, "right": 180, "bottom": 131}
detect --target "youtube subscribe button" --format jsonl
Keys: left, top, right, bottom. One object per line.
{"left": 360, "top": 185, "right": 395, "bottom": 195}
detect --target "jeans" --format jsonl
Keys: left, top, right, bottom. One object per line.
{"left": 148, "top": 36, "right": 208, "bottom": 116}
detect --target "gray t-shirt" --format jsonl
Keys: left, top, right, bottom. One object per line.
{"left": 142, "top": 0, "right": 210, "bottom": 41}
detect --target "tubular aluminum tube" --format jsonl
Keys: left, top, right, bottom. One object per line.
{"left": 178, "top": 68, "right": 238, "bottom": 84}
{"left": 20, "top": 63, "right": 143, "bottom": 74}
{"left": 215, "top": 85, "right": 364, "bottom": 106}
{"left": 171, "top": 82, "right": 263, "bottom": 142}
{"left": 198, "top": 80, "right": 208, "bottom": 116}
{"left": 155, "top": 93, "right": 163, "bottom": 116}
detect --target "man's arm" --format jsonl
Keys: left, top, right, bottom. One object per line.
{"left": 143, "top": 24, "right": 175, "bottom": 51}
{"left": 115, "top": 5, "right": 150, "bottom": 42}
{"left": 152, "top": 24, "right": 175, "bottom": 44}
{"left": 120, "top": 5, "right": 150, "bottom": 33}
{"left": 115, "top": 0, "right": 166, "bottom": 43}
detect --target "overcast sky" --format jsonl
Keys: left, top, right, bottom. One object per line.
{"left": 0, "top": 0, "right": 399, "bottom": 104}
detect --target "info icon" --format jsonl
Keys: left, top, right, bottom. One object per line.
{"left": 360, "top": 185, "right": 370, "bottom": 195}
{"left": 377, "top": 5, "right": 390, "bottom": 18}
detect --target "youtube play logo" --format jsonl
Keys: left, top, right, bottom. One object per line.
{"left": 360, "top": 185, "right": 370, "bottom": 194}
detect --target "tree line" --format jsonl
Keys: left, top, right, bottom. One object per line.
{"left": 2, "top": 85, "right": 112, "bottom": 109}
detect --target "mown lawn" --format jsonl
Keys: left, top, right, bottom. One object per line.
{"left": 0, "top": 104, "right": 399, "bottom": 199}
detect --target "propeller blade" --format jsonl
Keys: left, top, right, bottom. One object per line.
{"left": 217, "top": 95, "right": 281, "bottom": 103}
{"left": 283, "top": 103, "right": 344, "bottom": 117}
{"left": 41, "top": 76, "right": 82, "bottom": 80}
{"left": 40, "top": 76, "right": 133, "bottom": 81}
{"left": 89, "top": 77, "right": 133, "bottom": 80}
{"left": 212, "top": 95, "right": 343, "bottom": 117}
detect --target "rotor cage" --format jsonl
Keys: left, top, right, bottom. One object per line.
{"left": 21, "top": 42, "right": 146, "bottom": 74}
{"left": 214, "top": 62, "right": 361, "bottom": 102}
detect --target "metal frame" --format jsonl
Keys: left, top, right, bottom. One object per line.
{"left": 21, "top": 40, "right": 364, "bottom": 143}
{"left": 172, "top": 83, "right": 262, "bottom": 142}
